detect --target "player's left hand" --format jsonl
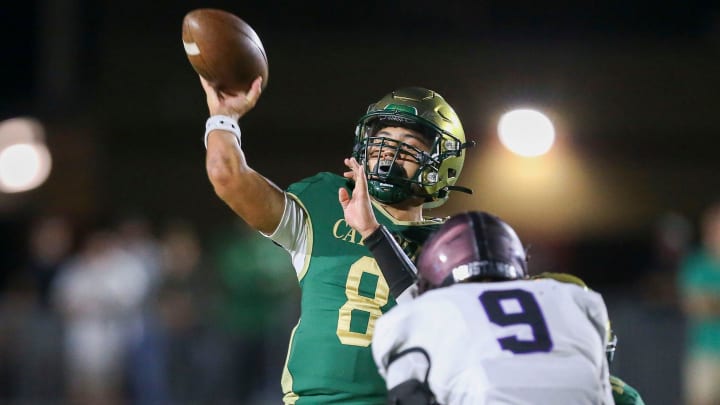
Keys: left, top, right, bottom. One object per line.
{"left": 339, "top": 157, "right": 380, "bottom": 239}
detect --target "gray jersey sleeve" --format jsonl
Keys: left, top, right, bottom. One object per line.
{"left": 261, "top": 192, "right": 309, "bottom": 276}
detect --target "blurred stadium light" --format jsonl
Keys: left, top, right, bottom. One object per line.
{"left": 0, "top": 117, "right": 52, "bottom": 193}
{"left": 441, "top": 113, "right": 650, "bottom": 239}
{"left": 498, "top": 108, "right": 555, "bottom": 157}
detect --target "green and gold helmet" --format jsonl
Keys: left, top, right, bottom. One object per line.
{"left": 353, "top": 87, "right": 473, "bottom": 208}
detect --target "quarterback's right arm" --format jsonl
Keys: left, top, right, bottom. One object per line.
{"left": 202, "top": 76, "right": 286, "bottom": 235}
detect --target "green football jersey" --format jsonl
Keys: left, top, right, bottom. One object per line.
{"left": 281, "top": 172, "right": 442, "bottom": 404}
{"left": 610, "top": 375, "right": 645, "bottom": 405}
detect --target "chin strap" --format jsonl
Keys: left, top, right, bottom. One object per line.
{"left": 446, "top": 185, "right": 473, "bottom": 195}
{"left": 434, "top": 184, "right": 473, "bottom": 201}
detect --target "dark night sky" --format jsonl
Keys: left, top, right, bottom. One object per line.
{"left": 3, "top": 0, "right": 717, "bottom": 99}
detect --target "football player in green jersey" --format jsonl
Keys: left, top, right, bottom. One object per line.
{"left": 199, "top": 76, "right": 472, "bottom": 404}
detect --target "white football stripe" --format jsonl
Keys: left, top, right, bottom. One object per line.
{"left": 183, "top": 41, "right": 200, "bottom": 55}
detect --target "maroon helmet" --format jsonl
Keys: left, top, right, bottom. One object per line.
{"left": 416, "top": 211, "right": 528, "bottom": 293}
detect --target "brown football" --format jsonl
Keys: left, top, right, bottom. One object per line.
{"left": 182, "top": 8, "right": 268, "bottom": 94}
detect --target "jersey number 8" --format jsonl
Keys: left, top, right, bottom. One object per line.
{"left": 337, "top": 257, "right": 390, "bottom": 347}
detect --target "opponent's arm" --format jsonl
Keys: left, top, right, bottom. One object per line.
{"left": 202, "top": 76, "right": 286, "bottom": 234}
{"left": 372, "top": 303, "right": 443, "bottom": 405}
{"left": 340, "top": 157, "right": 418, "bottom": 299}
{"left": 385, "top": 349, "right": 437, "bottom": 405}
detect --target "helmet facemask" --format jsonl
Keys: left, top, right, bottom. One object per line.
{"left": 354, "top": 117, "right": 449, "bottom": 205}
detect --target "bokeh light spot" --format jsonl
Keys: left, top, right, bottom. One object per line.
{"left": 498, "top": 109, "right": 556, "bottom": 157}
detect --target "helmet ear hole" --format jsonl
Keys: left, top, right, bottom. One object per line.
{"left": 447, "top": 168, "right": 457, "bottom": 179}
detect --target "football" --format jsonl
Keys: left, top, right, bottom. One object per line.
{"left": 182, "top": 8, "right": 269, "bottom": 94}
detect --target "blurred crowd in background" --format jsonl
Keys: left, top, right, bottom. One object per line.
{"left": 0, "top": 199, "right": 719, "bottom": 404}
{"left": 0, "top": 215, "right": 299, "bottom": 405}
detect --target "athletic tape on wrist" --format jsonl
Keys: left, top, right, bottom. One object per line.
{"left": 204, "top": 115, "right": 241, "bottom": 148}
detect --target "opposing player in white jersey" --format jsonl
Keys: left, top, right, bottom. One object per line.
{"left": 369, "top": 212, "right": 613, "bottom": 404}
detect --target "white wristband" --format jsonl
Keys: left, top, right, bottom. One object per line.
{"left": 204, "top": 115, "right": 241, "bottom": 148}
